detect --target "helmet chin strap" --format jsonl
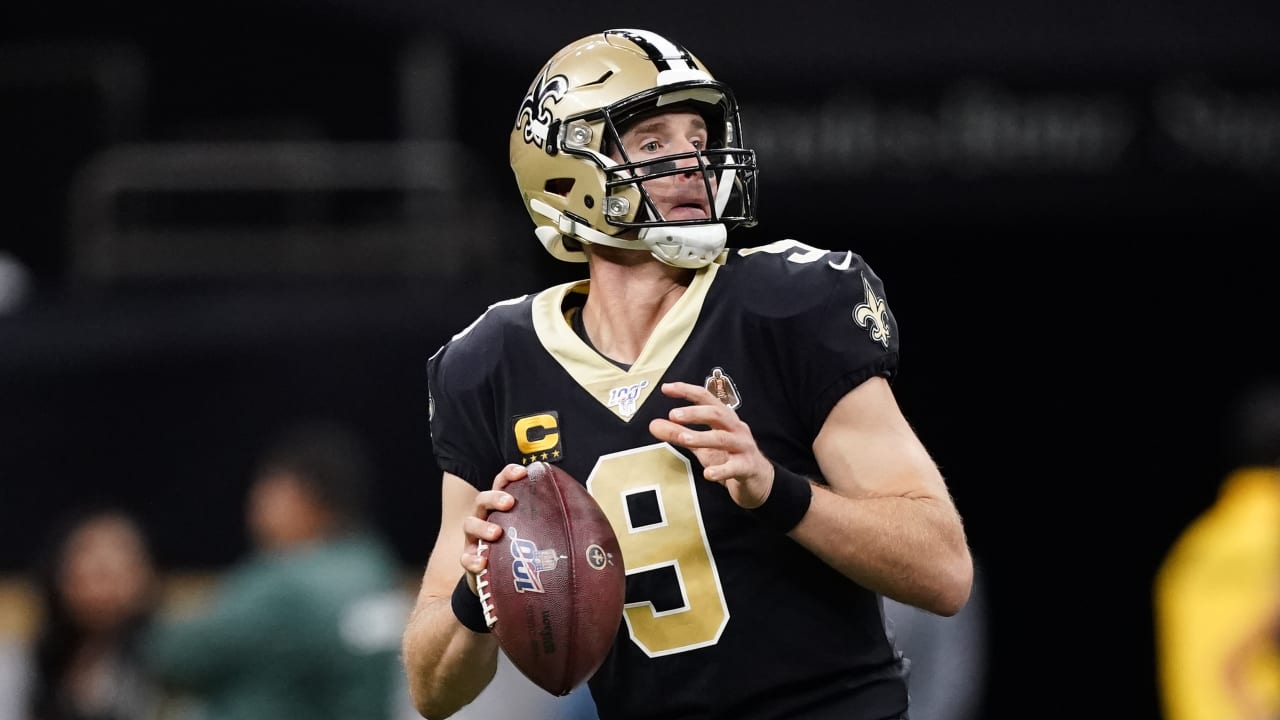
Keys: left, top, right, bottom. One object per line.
{"left": 637, "top": 224, "right": 726, "bottom": 268}
{"left": 530, "top": 197, "right": 727, "bottom": 268}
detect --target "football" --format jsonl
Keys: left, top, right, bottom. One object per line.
{"left": 477, "top": 460, "right": 625, "bottom": 696}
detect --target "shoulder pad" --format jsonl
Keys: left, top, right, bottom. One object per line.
{"left": 728, "top": 238, "right": 898, "bottom": 356}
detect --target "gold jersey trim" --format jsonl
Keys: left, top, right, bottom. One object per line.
{"left": 532, "top": 263, "right": 719, "bottom": 421}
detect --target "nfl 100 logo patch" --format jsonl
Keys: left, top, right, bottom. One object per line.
{"left": 606, "top": 380, "right": 649, "bottom": 419}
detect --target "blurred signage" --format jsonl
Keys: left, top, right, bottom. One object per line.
{"left": 747, "top": 74, "right": 1280, "bottom": 180}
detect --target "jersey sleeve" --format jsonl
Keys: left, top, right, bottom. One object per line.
{"left": 735, "top": 242, "right": 901, "bottom": 436}
{"left": 806, "top": 251, "right": 899, "bottom": 427}
{"left": 426, "top": 302, "right": 522, "bottom": 491}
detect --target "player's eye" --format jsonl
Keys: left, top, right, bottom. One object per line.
{"left": 639, "top": 140, "right": 660, "bottom": 153}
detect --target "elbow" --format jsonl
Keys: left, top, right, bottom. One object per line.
{"left": 930, "top": 548, "right": 975, "bottom": 617}
{"left": 930, "top": 584, "right": 971, "bottom": 618}
{"left": 405, "top": 673, "right": 464, "bottom": 720}
{"left": 402, "top": 660, "right": 461, "bottom": 720}
{"left": 402, "top": 646, "right": 453, "bottom": 719}
{"left": 402, "top": 632, "right": 498, "bottom": 720}
{"left": 410, "top": 695, "right": 459, "bottom": 720}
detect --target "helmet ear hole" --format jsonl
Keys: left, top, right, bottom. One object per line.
{"left": 544, "top": 178, "right": 575, "bottom": 197}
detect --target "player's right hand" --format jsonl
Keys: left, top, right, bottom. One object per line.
{"left": 459, "top": 464, "right": 524, "bottom": 585}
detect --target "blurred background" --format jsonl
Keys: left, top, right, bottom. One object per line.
{"left": 2, "top": 1, "right": 1279, "bottom": 719}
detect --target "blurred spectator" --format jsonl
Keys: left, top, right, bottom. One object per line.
{"left": 1155, "top": 380, "right": 1280, "bottom": 720}
{"left": 141, "top": 419, "right": 408, "bottom": 720}
{"left": 0, "top": 251, "right": 31, "bottom": 315}
{"left": 883, "top": 559, "right": 988, "bottom": 720}
{"left": 26, "top": 507, "right": 162, "bottom": 720}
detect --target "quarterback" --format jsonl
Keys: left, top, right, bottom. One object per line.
{"left": 402, "top": 28, "right": 974, "bottom": 720}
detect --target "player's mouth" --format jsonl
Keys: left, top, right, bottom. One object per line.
{"left": 663, "top": 202, "right": 710, "bottom": 221}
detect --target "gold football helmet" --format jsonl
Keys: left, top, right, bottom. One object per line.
{"left": 509, "top": 29, "right": 758, "bottom": 269}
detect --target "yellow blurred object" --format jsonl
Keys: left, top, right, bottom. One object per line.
{"left": 0, "top": 578, "right": 38, "bottom": 641}
{"left": 1155, "top": 467, "right": 1280, "bottom": 720}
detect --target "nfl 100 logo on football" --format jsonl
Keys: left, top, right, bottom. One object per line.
{"left": 606, "top": 380, "right": 648, "bottom": 419}
{"left": 508, "top": 528, "right": 562, "bottom": 594}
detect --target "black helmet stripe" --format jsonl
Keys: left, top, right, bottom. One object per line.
{"left": 607, "top": 29, "right": 697, "bottom": 73}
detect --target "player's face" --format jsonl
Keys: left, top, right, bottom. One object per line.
{"left": 614, "top": 111, "right": 716, "bottom": 222}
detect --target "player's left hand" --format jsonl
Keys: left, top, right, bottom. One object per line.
{"left": 649, "top": 381, "right": 776, "bottom": 509}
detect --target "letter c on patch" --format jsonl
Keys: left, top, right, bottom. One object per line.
{"left": 514, "top": 413, "right": 560, "bottom": 455}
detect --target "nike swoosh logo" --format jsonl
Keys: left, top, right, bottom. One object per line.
{"left": 828, "top": 251, "right": 852, "bottom": 270}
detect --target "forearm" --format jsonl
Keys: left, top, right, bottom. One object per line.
{"left": 795, "top": 378, "right": 974, "bottom": 616}
{"left": 402, "top": 591, "right": 500, "bottom": 719}
{"left": 789, "top": 484, "right": 972, "bottom": 616}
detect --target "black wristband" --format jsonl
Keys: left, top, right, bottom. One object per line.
{"left": 451, "top": 574, "right": 492, "bottom": 634}
{"left": 751, "top": 463, "right": 813, "bottom": 533}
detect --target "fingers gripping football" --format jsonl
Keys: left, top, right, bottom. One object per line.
{"left": 649, "top": 381, "right": 775, "bottom": 509}
{"left": 459, "top": 464, "right": 524, "bottom": 584}
{"left": 480, "top": 461, "right": 626, "bottom": 696}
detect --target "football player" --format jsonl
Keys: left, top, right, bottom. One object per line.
{"left": 403, "top": 28, "right": 974, "bottom": 720}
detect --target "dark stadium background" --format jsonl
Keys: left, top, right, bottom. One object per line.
{"left": 3, "top": 2, "right": 1278, "bottom": 718}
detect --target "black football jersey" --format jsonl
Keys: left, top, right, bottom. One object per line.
{"left": 428, "top": 240, "right": 909, "bottom": 720}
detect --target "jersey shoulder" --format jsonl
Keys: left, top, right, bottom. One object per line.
{"left": 722, "top": 240, "right": 896, "bottom": 351}
{"left": 428, "top": 292, "right": 537, "bottom": 378}
{"left": 725, "top": 238, "right": 878, "bottom": 295}
{"left": 426, "top": 291, "right": 546, "bottom": 486}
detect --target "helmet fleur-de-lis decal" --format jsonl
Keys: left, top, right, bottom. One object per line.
{"left": 516, "top": 70, "right": 568, "bottom": 148}
{"left": 852, "top": 273, "right": 891, "bottom": 348}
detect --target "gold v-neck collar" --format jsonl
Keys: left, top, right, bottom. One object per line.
{"left": 532, "top": 263, "right": 719, "bottom": 422}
